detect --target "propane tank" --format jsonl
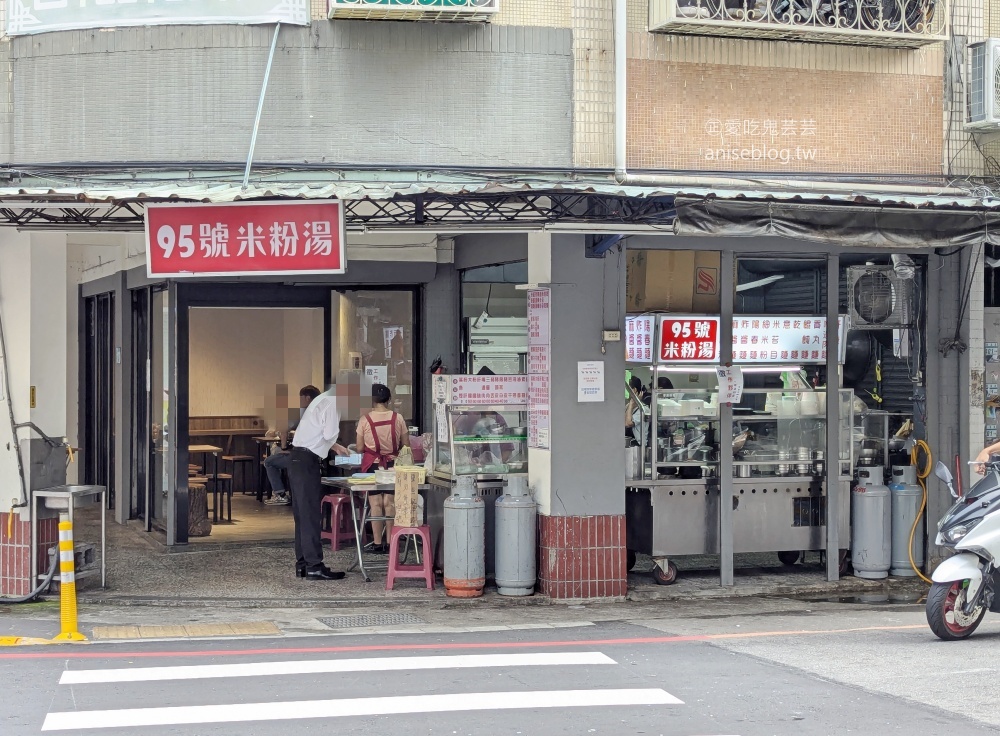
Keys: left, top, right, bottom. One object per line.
{"left": 889, "top": 465, "right": 924, "bottom": 577}
{"left": 851, "top": 466, "right": 892, "bottom": 579}
{"left": 495, "top": 475, "right": 537, "bottom": 596}
{"left": 443, "top": 476, "right": 485, "bottom": 598}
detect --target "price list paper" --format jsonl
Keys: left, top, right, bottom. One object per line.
{"left": 625, "top": 316, "right": 654, "bottom": 363}
{"left": 527, "top": 288, "right": 551, "bottom": 449}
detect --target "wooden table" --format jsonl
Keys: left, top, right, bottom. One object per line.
{"left": 189, "top": 444, "right": 222, "bottom": 522}
{"left": 321, "top": 477, "right": 429, "bottom": 583}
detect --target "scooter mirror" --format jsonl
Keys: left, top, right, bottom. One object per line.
{"left": 934, "top": 461, "right": 954, "bottom": 486}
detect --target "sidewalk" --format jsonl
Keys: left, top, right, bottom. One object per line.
{"left": 55, "top": 507, "right": 927, "bottom": 608}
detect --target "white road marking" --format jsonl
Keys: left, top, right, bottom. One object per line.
{"left": 59, "top": 651, "right": 616, "bottom": 685}
{"left": 42, "top": 689, "right": 682, "bottom": 730}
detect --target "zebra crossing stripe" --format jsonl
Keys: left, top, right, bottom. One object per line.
{"left": 60, "top": 651, "right": 616, "bottom": 685}
{"left": 42, "top": 688, "right": 682, "bottom": 730}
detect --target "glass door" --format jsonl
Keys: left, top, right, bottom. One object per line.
{"left": 130, "top": 286, "right": 171, "bottom": 534}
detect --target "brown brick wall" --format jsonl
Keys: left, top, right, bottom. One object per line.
{"left": 628, "top": 59, "right": 943, "bottom": 175}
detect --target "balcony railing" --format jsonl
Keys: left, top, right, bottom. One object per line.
{"left": 649, "top": 0, "right": 947, "bottom": 47}
{"left": 329, "top": 0, "right": 498, "bottom": 22}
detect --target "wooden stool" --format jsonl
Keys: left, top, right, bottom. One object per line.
{"left": 223, "top": 455, "right": 255, "bottom": 495}
{"left": 209, "top": 473, "right": 234, "bottom": 522}
{"left": 188, "top": 483, "right": 212, "bottom": 537}
{"left": 320, "top": 494, "right": 360, "bottom": 551}
{"left": 386, "top": 525, "right": 434, "bottom": 591}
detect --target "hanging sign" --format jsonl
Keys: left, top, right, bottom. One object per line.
{"left": 145, "top": 200, "right": 345, "bottom": 278}
{"left": 625, "top": 316, "right": 655, "bottom": 363}
{"left": 731, "top": 316, "right": 845, "bottom": 364}
{"left": 657, "top": 316, "right": 720, "bottom": 364}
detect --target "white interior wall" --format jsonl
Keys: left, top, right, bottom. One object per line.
{"left": 282, "top": 309, "right": 324, "bottom": 394}
{"left": 0, "top": 230, "right": 34, "bottom": 508}
{"left": 189, "top": 308, "right": 324, "bottom": 420}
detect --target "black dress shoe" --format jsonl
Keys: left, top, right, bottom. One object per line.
{"left": 305, "top": 566, "right": 345, "bottom": 581}
{"left": 295, "top": 565, "right": 307, "bottom": 578}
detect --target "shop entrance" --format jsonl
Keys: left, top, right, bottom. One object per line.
{"left": 129, "top": 282, "right": 419, "bottom": 546}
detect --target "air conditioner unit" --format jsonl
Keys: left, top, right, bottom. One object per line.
{"left": 847, "top": 265, "right": 915, "bottom": 330}
{"left": 968, "top": 39, "right": 1000, "bottom": 129}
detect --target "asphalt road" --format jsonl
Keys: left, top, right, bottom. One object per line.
{"left": 2, "top": 601, "right": 999, "bottom": 736}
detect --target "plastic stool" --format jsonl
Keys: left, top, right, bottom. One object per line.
{"left": 320, "top": 494, "right": 357, "bottom": 551}
{"left": 386, "top": 525, "right": 434, "bottom": 591}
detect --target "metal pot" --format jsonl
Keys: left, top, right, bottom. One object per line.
{"left": 735, "top": 464, "right": 752, "bottom": 478}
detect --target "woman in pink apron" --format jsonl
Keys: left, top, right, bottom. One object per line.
{"left": 356, "top": 384, "right": 409, "bottom": 553}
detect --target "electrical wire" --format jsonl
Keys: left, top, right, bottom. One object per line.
{"left": 909, "top": 440, "right": 933, "bottom": 584}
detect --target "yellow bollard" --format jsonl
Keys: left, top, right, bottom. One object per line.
{"left": 52, "top": 513, "right": 86, "bottom": 643}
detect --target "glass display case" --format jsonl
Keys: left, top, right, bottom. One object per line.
{"left": 630, "top": 380, "right": 855, "bottom": 483}
{"left": 431, "top": 405, "right": 529, "bottom": 481}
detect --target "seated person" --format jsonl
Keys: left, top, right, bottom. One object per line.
{"left": 264, "top": 385, "right": 321, "bottom": 506}
{"left": 356, "top": 383, "right": 408, "bottom": 553}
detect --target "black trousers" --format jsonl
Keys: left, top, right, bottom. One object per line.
{"left": 288, "top": 446, "right": 326, "bottom": 570}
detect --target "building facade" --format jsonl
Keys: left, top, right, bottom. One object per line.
{"left": 0, "top": 0, "right": 993, "bottom": 599}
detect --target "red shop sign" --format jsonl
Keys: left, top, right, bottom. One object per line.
{"left": 657, "top": 316, "right": 720, "bottom": 363}
{"left": 145, "top": 200, "right": 346, "bottom": 277}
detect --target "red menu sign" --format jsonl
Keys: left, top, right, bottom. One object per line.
{"left": 146, "top": 200, "right": 345, "bottom": 277}
{"left": 657, "top": 317, "right": 720, "bottom": 363}
{"left": 625, "top": 316, "right": 655, "bottom": 363}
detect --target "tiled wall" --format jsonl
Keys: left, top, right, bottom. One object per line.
{"left": 0, "top": 513, "right": 56, "bottom": 597}
{"left": 10, "top": 22, "right": 573, "bottom": 167}
{"left": 628, "top": 60, "right": 943, "bottom": 174}
{"left": 538, "top": 514, "right": 627, "bottom": 600}
{"left": 572, "top": 0, "right": 615, "bottom": 168}
{"left": 496, "top": 0, "right": 572, "bottom": 27}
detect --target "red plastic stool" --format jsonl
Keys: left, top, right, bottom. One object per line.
{"left": 320, "top": 494, "right": 358, "bottom": 551}
{"left": 386, "top": 525, "right": 434, "bottom": 591}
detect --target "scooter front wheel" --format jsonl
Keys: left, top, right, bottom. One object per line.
{"left": 926, "top": 581, "right": 987, "bottom": 641}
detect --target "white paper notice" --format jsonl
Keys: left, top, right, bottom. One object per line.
{"left": 364, "top": 365, "right": 388, "bottom": 387}
{"left": 577, "top": 361, "right": 605, "bottom": 403}
{"left": 716, "top": 365, "right": 744, "bottom": 404}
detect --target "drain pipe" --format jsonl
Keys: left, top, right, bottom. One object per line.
{"left": 614, "top": 0, "right": 628, "bottom": 183}
{"left": 242, "top": 22, "right": 281, "bottom": 192}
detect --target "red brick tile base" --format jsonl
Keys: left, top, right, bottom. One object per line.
{"left": 0, "top": 513, "right": 57, "bottom": 597}
{"left": 538, "top": 514, "right": 627, "bottom": 600}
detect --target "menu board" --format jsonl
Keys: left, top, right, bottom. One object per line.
{"left": 657, "top": 316, "right": 720, "bottom": 364}
{"left": 625, "top": 315, "right": 655, "bottom": 363}
{"left": 445, "top": 375, "right": 528, "bottom": 405}
{"left": 527, "top": 288, "right": 551, "bottom": 449}
{"left": 731, "top": 316, "right": 836, "bottom": 364}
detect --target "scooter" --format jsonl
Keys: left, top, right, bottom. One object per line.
{"left": 926, "top": 458, "right": 1000, "bottom": 640}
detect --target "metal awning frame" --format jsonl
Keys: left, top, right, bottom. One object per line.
{"left": 0, "top": 191, "right": 679, "bottom": 231}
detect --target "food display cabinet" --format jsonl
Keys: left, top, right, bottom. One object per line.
{"left": 426, "top": 374, "right": 529, "bottom": 574}
{"left": 626, "top": 379, "right": 854, "bottom": 581}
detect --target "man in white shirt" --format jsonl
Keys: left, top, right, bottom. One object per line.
{"left": 288, "top": 387, "right": 351, "bottom": 580}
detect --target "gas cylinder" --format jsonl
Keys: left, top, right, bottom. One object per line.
{"left": 889, "top": 465, "right": 924, "bottom": 577}
{"left": 851, "top": 466, "right": 892, "bottom": 579}
{"left": 443, "top": 476, "right": 485, "bottom": 598}
{"left": 495, "top": 475, "right": 537, "bottom": 596}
